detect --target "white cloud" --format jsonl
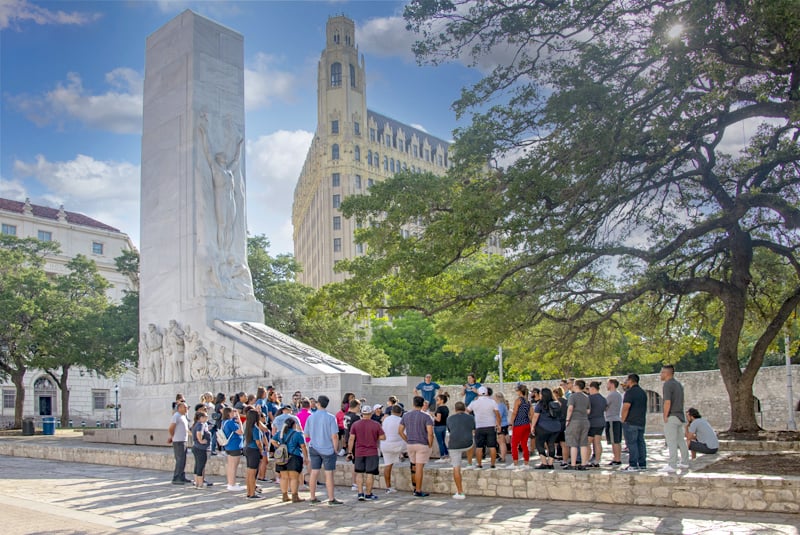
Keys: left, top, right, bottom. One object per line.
{"left": 0, "top": 176, "right": 27, "bottom": 200}
{"left": 0, "top": 0, "right": 102, "bottom": 30}
{"left": 244, "top": 53, "right": 297, "bottom": 111}
{"left": 8, "top": 68, "right": 143, "bottom": 134}
{"left": 409, "top": 123, "right": 428, "bottom": 133}
{"left": 13, "top": 154, "right": 141, "bottom": 244}
{"left": 245, "top": 129, "right": 314, "bottom": 254}
{"left": 357, "top": 16, "right": 417, "bottom": 62}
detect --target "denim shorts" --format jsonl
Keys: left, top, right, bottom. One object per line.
{"left": 309, "top": 447, "right": 337, "bottom": 471}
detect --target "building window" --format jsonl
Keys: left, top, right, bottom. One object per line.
{"left": 354, "top": 146, "right": 360, "bottom": 162}
{"left": 390, "top": 158, "right": 395, "bottom": 173}
{"left": 350, "top": 64, "right": 356, "bottom": 88}
{"left": 374, "top": 152, "right": 379, "bottom": 167}
{"left": 2, "top": 389, "right": 14, "bottom": 410}
{"left": 367, "top": 150, "right": 372, "bottom": 166}
{"left": 331, "top": 120, "right": 339, "bottom": 134}
{"left": 92, "top": 242, "right": 104, "bottom": 255}
{"left": 333, "top": 216, "right": 342, "bottom": 230}
{"left": 1, "top": 223, "right": 16, "bottom": 236}
{"left": 356, "top": 243, "right": 364, "bottom": 254}
{"left": 332, "top": 195, "right": 341, "bottom": 209}
{"left": 355, "top": 175, "right": 362, "bottom": 189}
{"left": 386, "top": 135, "right": 391, "bottom": 148}
{"left": 370, "top": 128, "right": 376, "bottom": 142}
{"left": 438, "top": 155, "right": 444, "bottom": 166}
{"left": 354, "top": 122, "right": 360, "bottom": 136}
{"left": 383, "top": 156, "right": 388, "bottom": 171}
{"left": 646, "top": 390, "right": 662, "bottom": 414}
{"left": 425, "top": 149, "right": 431, "bottom": 161}
{"left": 333, "top": 238, "right": 342, "bottom": 252}
{"left": 37, "top": 230, "right": 52, "bottom": 242}
{"left": 413, "top": 145, "right": 418, "bottom": 158}
{"left": 330, "top": 62, "right": 342, "bottom": 87}
{"left": 332, "top": 173, "right": 340, "bottom": 187}
{"left": 367, "top": 178, "right": 374, "bottom": 188}
{"left": 92, "top": 390, "right": 108, "bottom": 411}
{"left": 332, "top": 144, "right": 340, "bottom": 160}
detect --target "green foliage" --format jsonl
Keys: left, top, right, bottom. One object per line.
{"left": 327, "top": 1, "right": 800, "bottom": 431}
{"left": 369, "top": 311, "right": 495, "bottom": 382}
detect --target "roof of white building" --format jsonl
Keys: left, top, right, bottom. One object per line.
{"left": 0, "top": 198, "right": 121, "bottom": 233}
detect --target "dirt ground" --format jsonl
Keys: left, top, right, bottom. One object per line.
{"left": 698, "top": 453, "right": 800, "bottom": 477}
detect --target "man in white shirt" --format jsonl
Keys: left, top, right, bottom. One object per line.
{"left": 380, "top": 405, "right": 405, "bottom": 493}
{"left": 168, "top": 401, "right": 190, "bottom": 485}
{"left": 467, "top": 386, "right": 501, "bottom": 468}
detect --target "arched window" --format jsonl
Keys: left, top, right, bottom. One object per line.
{"left": 331, "top": 144, "right": 340, "bottom": 160}
{"left": 350, "top": 64, "right": 356, "bottom": 88}
{"left": 646, "top": 390, "right": 662, "bottom": 414}
{"left": 330, "top": 62, "right": 342, "bottom": 87}
{"left": 367, "top": 150, "right": 372, "bottom": 166}
{"left": 383, "top": 156, "right": 388, "bottom": 170}
{"left": 390, "top": 158, "right": 395, "bottom": 172}
{"left": 354, "top": 145, "right": 360, "bottom": 162}
{"left": 374, "top": 152, "right": 379, "bottom": 167}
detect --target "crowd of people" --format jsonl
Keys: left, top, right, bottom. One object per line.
{"left": 165, "top": 365, "right": 719, "bottom": 502}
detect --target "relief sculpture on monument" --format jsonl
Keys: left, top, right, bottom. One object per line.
{"left": 197, "top": 111, "right": 255, "bottom": 302}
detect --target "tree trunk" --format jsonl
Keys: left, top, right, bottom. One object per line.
{"left": 11, "top": 369, "right": 25, "bottom": 429}
{"left": 58, "top": 366, "right": 70, "bottom": 428}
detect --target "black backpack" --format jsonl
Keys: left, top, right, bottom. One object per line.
{"left": 547, "top": 400, "right": 562, "bottom": 420}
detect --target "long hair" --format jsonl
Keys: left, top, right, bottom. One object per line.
{"left": 538, "top": 387, "right": 555, "bottom": 412}
{"left": 281, "top": 417, "right": 297, "bottom": 440}
{"left": 243, "top": 408, "right": 259, "bottom": 446}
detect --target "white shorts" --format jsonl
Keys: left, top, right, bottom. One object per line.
{"left": 381, "top": 442, "right": 405, "bottom": 465}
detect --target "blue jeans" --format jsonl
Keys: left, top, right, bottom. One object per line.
{"left": 434, "top": 426, "right": 448, "bottom": 457}
{"left": 622, "top": 424, "right": 646, "bottom": 468}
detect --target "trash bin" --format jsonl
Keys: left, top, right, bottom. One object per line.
{"left": 42, "top": 416, "right": 56, "bottom": 435}
{"left": 22, "top": 417, "right": 35, "bottom": 436}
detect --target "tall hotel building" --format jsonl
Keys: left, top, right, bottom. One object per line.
{"left": 293, "top": 16, "right": 454, "bottom": 289}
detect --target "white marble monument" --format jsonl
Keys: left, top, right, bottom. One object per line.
{"left": 121, "top": 11, "right": 369, "bottom": 430}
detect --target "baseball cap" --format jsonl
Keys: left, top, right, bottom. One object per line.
{"left": 477, "top": 386, "right": 488, "bottom": 396}
{"left": 360, "top": 404, "right": 373, "bottom": 414}
{"left": 373, "top": 404, "right": 382, "bottom": 410}
{"left": 281, "top": 404, "right": 293, "bottom": 410}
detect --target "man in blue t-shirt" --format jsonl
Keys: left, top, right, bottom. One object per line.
{"left": 463, "top": 374, "right": 481, "bottom": 406}
{"left": 415, "top": 374, "right": 441, "bottom": 407}
{"left": 303, "top": 395, "right": 343, "bottom": 505}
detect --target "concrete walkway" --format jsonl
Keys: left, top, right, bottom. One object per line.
{"left": 1, "top": 455, "right": 798, "bottom": 535}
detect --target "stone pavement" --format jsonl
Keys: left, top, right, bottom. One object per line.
{"left": 1, "top": 455, "right": 798, "bottom": 535}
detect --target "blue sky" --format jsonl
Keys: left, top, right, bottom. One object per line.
{"left": 0, "top": 0, "right": 488, "bottom": 255}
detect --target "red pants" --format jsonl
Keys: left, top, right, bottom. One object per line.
{"left": 511, "top": 424, "right": 531, "bottom": 462}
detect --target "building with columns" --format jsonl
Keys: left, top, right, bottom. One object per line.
{"left": 0, "top": 197, "right": 137, "bottom": 428}
{"left": 293, "top": 15, "right": 457, "bottom": 289}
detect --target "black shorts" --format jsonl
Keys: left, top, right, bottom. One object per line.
{"left": 276, "top": 454, "right": 304, "bottom": 473}
{"left": 498, "top": 425, "right": 509, "bottom": 436}
{"left": 605, "top": 421, "right": 622, "bottom": 444}
{"left": 354, "top": 455, "right": 379, "bottom": 475}
{"left": 588, "top": 425, "right": 605, "bottom": 437}
{"left": 474, "top": 427, "right": 498, "bottom": 449}
{"left": 245, "top": 447, "right": 261, "bottom": 469}
{"left": 225, "top": 448, "right": 242, "bottom": 457}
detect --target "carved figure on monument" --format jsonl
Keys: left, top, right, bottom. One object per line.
{"left": 143, "top": 323, "right": 164, "bottom": 384}
{"left": 165, "top": 319, "right": 186, "bottom": 383}
{"left": 207, "top": 341, "right": 222, "bottom": 379}
{"left": 197, "top": 111, "right": 256, "bottom": 302}
{"left": 190, "top": 340, "right": 208, "bottom": 381}
{"left": 138, "top": 332, "right": 150, "bottom": 384}
{"left": 183, "top": 325, "right": 199, "bottom": 381}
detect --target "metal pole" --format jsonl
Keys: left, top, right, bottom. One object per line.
{"left": 785, "top": 333, "right": 797, "bottom": 431}
{"left": 498, "top": 346, "right": 504, "bottom": 391}
{"left": 114, "top": 385, "right": 120, "bottom": 425}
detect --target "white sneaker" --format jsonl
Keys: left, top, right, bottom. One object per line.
{"left": 659, "top": 465, "right": 677, "bottom": 473}
{"left": 351, "top": 484, "right": 358, "bottom": 491}
{"left": 385, "top": 487, "right": 397, "bottom": 494}
{"left": 452, "top": 493, "right": 466, "bottom": 500}
{"left": 226, "top": 484, "right": 245, "bottom": 491}
{"left": 677, "top": 463, "right": 690, "bottom": 469}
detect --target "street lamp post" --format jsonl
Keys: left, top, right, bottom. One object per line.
{"left": 114, "top": 384, "right": 119, "bottom": 426}
{"left": 495, "top": 346, "right": 504, "bottom": 390}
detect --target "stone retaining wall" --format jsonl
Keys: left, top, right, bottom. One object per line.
{"left": 0, "top": 438, "right": 796, "bottom": 514}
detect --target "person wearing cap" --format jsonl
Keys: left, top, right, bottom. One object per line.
{"left": 348, "top": 404, "right": 386, "bottom": 501}
{"left": 273, "top": 404, "right": 301, "bottom": 441}
{"left": 371, "top": 404, "right": 384, "bottom": 423}
{"left": 467, "top": 386, "right": 501, "bottom": 468}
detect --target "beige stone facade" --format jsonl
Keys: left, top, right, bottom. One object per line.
{"left": 292, "top": 16, "right": 457, "bottom": 289}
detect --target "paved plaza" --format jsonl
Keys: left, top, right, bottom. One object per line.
{"left": 1, "top": 455, "right": 797, "bottom": 535}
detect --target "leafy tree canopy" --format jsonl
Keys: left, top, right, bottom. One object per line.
{"left": 331, "top": 0, "right": 799, "bottom": 431}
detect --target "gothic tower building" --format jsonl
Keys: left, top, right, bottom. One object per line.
{"left": 293, "top": 15, "right": 453, "bottom": 288}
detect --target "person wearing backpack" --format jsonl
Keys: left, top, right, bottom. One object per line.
{"left": 273, "top": 417, "right": 309, "bottom": 503}
{"left": 531, "top": 387, "right": 561, "bottom": 469}
{"left": 220, "top": 407, "right": 245, "bottom": 491}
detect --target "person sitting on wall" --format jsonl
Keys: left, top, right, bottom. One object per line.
{"left": 685, "top": 408, "right": 719, "bottom": 459}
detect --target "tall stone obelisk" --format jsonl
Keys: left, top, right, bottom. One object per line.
{"left": 139, "top": 10, "right": 263, "bottom": 339}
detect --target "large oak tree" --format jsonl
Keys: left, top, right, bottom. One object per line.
{"left": 334, "top": 0, "right": 799, "bottom": 432}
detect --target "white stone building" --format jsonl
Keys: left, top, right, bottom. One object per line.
{"left": 0, "top": 197, "right": 137, "bottom": 428}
